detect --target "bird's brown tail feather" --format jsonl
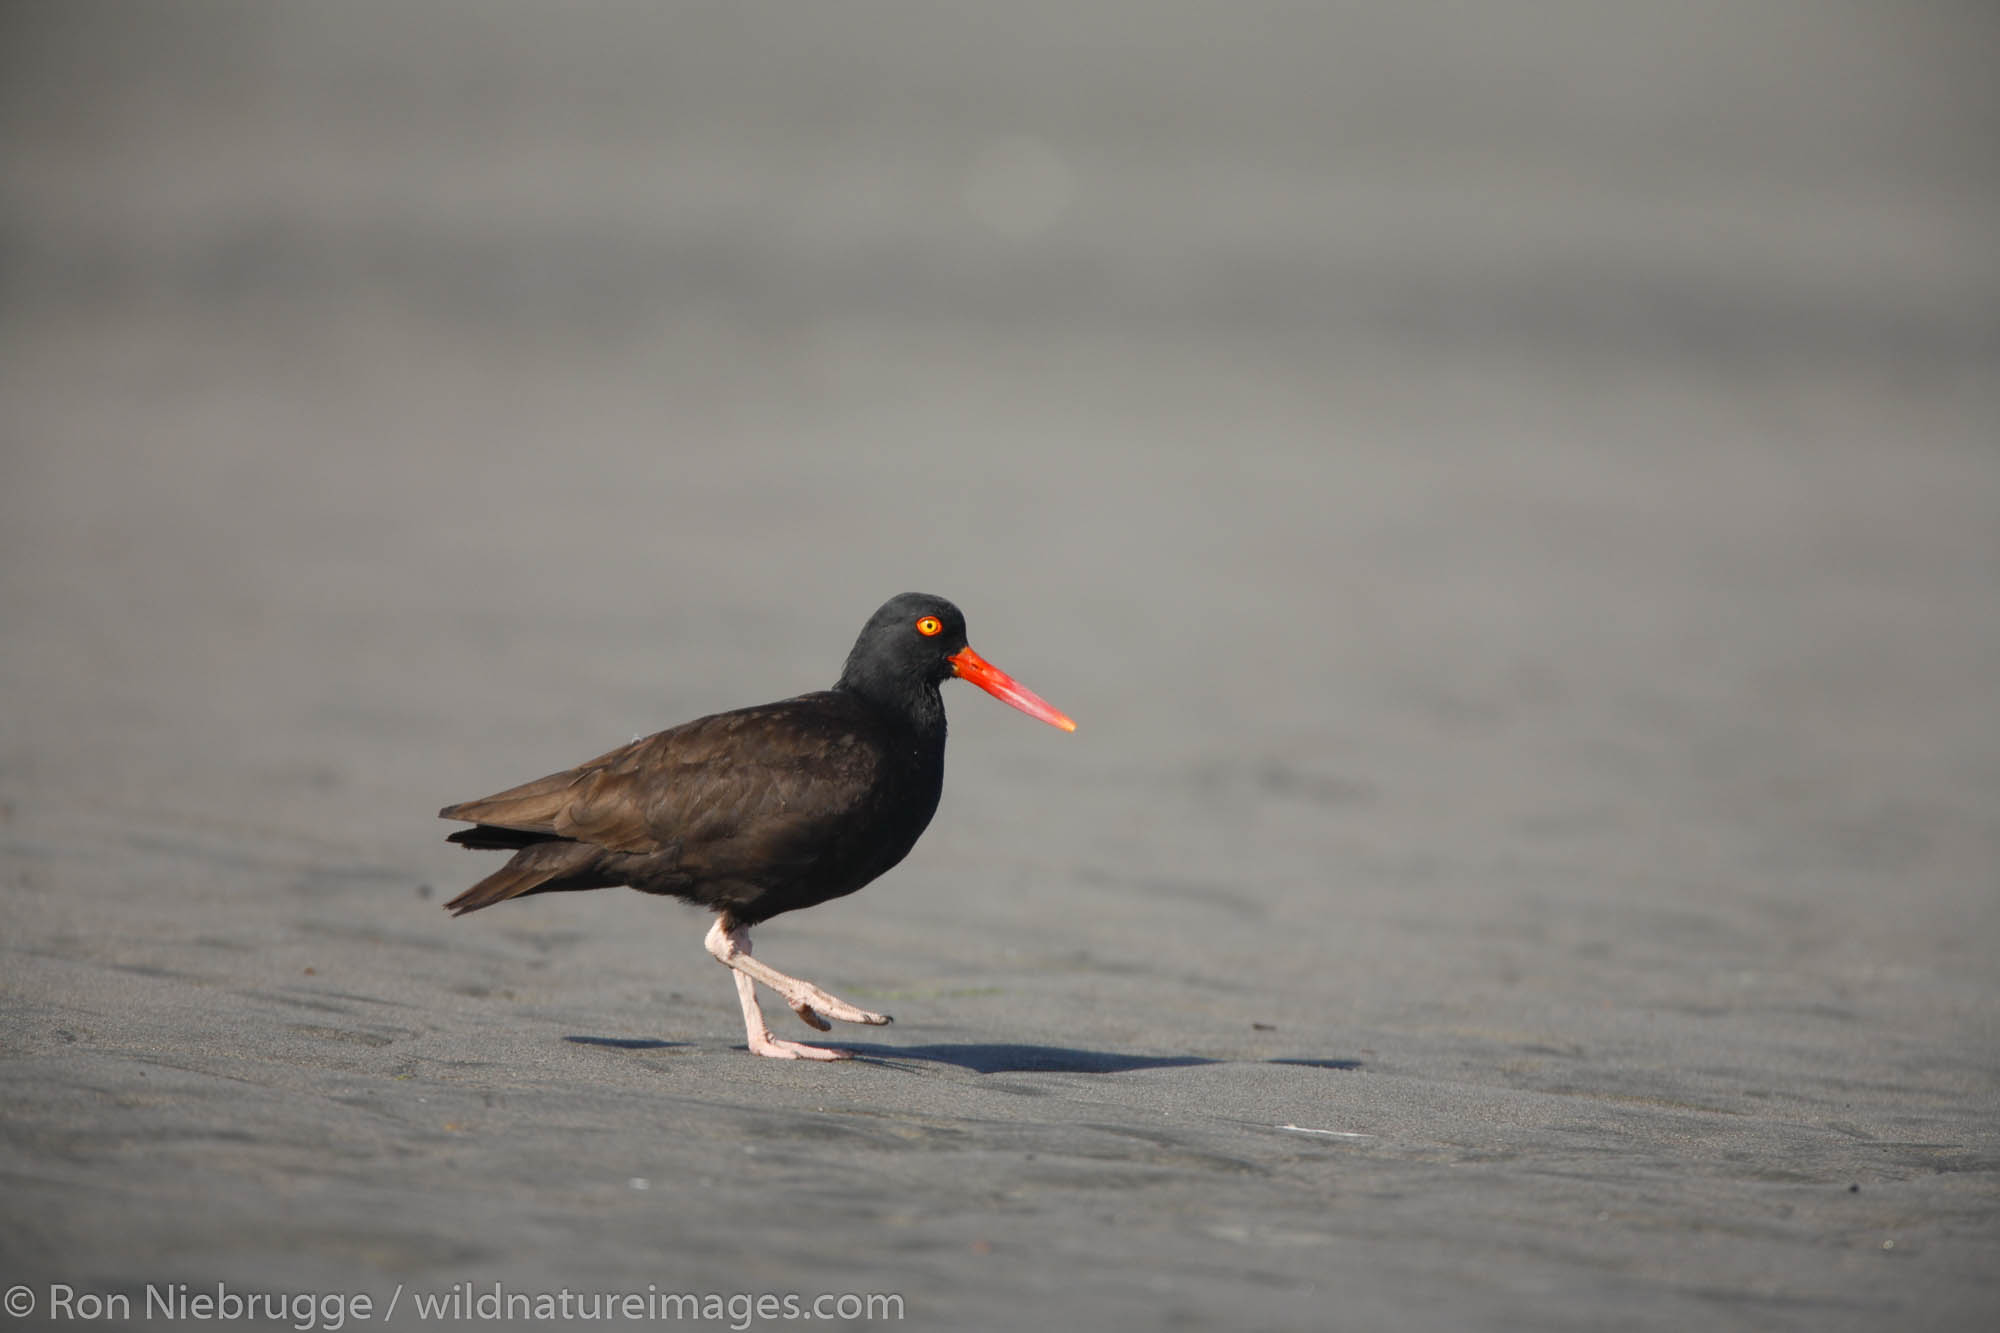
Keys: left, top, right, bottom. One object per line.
{"left": 444, "top": 841, "right": 601, "bottom": 916}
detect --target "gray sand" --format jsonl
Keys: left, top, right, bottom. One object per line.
{"left": 3, "top": 3, "right": 1996, "bottom": 1329}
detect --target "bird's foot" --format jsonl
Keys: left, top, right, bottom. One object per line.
{"left": 782, "top": 984, "right": 890, "bottom": 1027}
{"left": 747, "top": 1033, "right": 855, "bottom": 1061}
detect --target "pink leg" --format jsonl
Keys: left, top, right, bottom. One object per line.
{"left": 705, "top": 918, "right": 890, "bottom": 1060}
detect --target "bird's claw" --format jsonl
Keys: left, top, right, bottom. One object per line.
{"left": 791, "top": 1001, "right": 833, "bottom": 1031}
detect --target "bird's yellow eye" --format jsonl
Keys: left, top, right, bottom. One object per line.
{"left": 915, "top": 615, "right": 943, "bottom": 637}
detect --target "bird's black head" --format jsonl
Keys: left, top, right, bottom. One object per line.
{"left": 839, "top": 593, "right": 969, "bottom": 695}
{"left": 837, "top": 593, "right": 1074, "bottom": 732}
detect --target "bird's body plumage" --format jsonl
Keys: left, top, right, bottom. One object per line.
{"left": 442, "top": 689, "right": 945, "bottom": 924}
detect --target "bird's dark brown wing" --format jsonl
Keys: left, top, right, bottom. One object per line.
{"left": 439, "top": 695, "right": 886, "bottom": 875}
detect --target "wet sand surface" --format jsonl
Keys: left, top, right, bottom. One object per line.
{"left": 3, "top": 4, "right": 1997, "bottom": 1329}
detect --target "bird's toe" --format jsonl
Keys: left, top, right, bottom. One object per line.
{"left": 749, "top": 1037, "right": 853, "bottom": 1061}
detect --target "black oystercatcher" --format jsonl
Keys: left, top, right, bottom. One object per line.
{"left": 440, "top": 594, "right": 1074, "bottom": 1060}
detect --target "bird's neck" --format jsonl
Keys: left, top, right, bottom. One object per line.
{"left": 835, "top": 674, "right": 949, "bottom": 746}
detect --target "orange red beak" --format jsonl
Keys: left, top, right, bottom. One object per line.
{"left": 950, "top": 646, "right": 1076, "bottom": 732}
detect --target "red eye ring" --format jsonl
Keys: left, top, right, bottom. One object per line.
{"left": 915, "top": 616, "right": 943, "bottom": 637}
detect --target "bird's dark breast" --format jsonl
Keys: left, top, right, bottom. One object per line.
{"left": 611, "top": 694, "right": 945, "bottom": 926}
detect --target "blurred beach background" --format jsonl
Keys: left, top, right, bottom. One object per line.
{"left": 3, "top": 3, "right": 1996, "bottom": 1328}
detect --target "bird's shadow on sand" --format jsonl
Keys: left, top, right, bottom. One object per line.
{"left": 563, "top": 1036, "right": 1363, "bottom": 1075}
{"left": 841, "top": 1043, "right": 1362, "bottom": 1074}
{"left": 843, "top": 1042, "right": 1213, "bottom": 1073}
{"left": 562, "top": 1035, "right": 1206, "bottom": 1071}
